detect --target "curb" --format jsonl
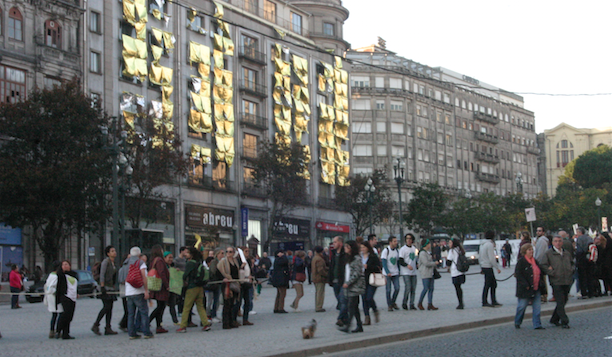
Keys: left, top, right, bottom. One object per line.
{"left": 266, "top": 299, "right": 612, "bottom": 357}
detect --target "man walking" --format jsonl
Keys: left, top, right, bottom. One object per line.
{"left": 399, "top": 233, "right": 418, "bottom": 310}
{"left": 381, "top": 236, "right": 400, "bottom": 311}
{"left": 125, "top": 246, "right": 153, "bottom": 339}
{"left": 368, "top": 234, "right": 379, "bottom": 255}
{"left": 479, "top": 231, "right": 502, "bottom": 307}
{"left": 328, "top": 236, "right": 348, "bottom": 326}
{"left": 534, "top": 227, "right": 550, "bottom": 302}
{"left": 311, "top": 246, "right": 328, "bottom": 312}
{"left": 541, "top": 235, "right": 574, "bottom": 329}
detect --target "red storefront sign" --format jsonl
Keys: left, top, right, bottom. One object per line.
{"left": 316, "top": 221, "right": 350, "bottom": 233}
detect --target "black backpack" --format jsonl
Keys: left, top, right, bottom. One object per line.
{"left": 193, "top": 263, "right": 209, "bottom": 287}
{"left": 456, "top": 254, "right": 470, "bottom": 273}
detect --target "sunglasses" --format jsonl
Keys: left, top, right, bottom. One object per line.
{"left": 226, "top": 250, "right": 234, "bottom": 254}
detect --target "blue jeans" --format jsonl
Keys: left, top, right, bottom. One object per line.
{"left": 515, "top": 291, "right": 542, "bottom": 328}
{"left": 211, "top": 285, "right": 220, "bottom": 318}
{"left": 402, "top": 275, "right": 417, "bottom": 307}
{"left": 127, "top": 294, "right": 151, "bottom": 337}
{"left": 418, "top": 278, "right": 435, "bottom": 305}
{"left": 362, "top": 284, "right": 378, "bottom": 316}
{"left": 241, "top": 284, "right": 253, "bottom": 321}
{"left": 10, "top": 286, "right": 20, "bottom": 308}
{"left": 333, "top": 282, "right": 348, "bottom": 323}
{"left": 385, "top": 275, "right": 400, "bottom": 307}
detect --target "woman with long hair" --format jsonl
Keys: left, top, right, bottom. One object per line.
{"left": 290, "top": 250, "right": 306, "bottom": 312}
{"left": 92, "top": 245, "right": 118, "bottom": 336}
{"left": 361, "top": 241, "right": 381, "bottom": 325}
{"left": 517, "top": 231, "right": 531, "bottom": 260}
{"left": 417, "top": 238, "right": 438, "bottom": 310}
{"left": 339, "top": 240, "right": 365, "bottom": 333}
{"left": 599, "top": 232, "right": 612, "bottom": 295}
{"left": 447, "top": 238, "right": 466, "bottom": 309}
{"left": 218, "top": 246, "right": 242, "bottom": 329}
{"left": 55, "top": 260, "right": 78, "bottom": 339}
{"left": 271, "top": 250, "right": 290, "bottom": 314}
{"left": 43, "top": 260, "right": 63, "bottom": 338}
{"left": 149, "top": 244, "right": 170, "bottom": 333}
{"left": 514, "top": 244, "right": 544, "bottom": 329}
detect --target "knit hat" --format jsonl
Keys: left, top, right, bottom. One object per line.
{"left": 163, "top": 251, "right": 172, "bottom": 258}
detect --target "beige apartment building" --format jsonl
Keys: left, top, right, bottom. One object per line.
{"left": 543, "top": 123, "right": 612, "bottom": 197}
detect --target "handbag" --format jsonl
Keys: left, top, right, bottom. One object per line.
{"left": 229, "top": 281, "right": 241, "bottom": 293}
{"left": 295, "top": 272, "right": 306, "bottom": 282}
{"left": 147, "top": 258, "right": 162, "bottom": 292}
{"left": 433, "top": 268, "right": 441, "bottom": 280}
{"left": 369, "top": 272, "right": 387, "bottom": 287}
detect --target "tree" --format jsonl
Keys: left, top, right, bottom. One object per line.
{"left": 334, "top": 170, "right": 394, "bottom": 237}
{"left": 445, "top": 196, "right": 479, "bottom": 239}
{"left": 405, "top": 183, "right": 448, "bottom": 235}
{"left": 573, "top": 145, "right": 612, "bottom": 189}
{"left": 249, "top": 140, "right": 309, "bottom": 252}
{"left": 0, "top": 80, "right": 111, "bottom": 271}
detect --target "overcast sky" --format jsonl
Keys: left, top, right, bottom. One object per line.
{"left": 343, "top": 0, "right": 612, "bottom": 133}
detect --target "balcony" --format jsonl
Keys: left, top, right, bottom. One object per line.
{"left": 475, "top": 151, "right": 500, "bottom": 164}
{"left": 476, "top": 173, "right": 501, "bottom": 184}
{"left": 473, "top": 111, "right": 499, "bottom": 125}
{"left": 188, "top": 175, "right": 235, "bottom": 192}
{"left": 242, "top": 182, "right": 267, "bottom": 198}
{"left": 242, "top": 146, "right": 257, "bottom": 160}
{"left": 527, "top": 146, "right": 541, "bottom": 155}
{"left": 310, "top": 31, "right": 351, "bottom": 47}
{"left": 239, "top": 80, "right": 268, "bottom": 98}
{"left": 239, "top": 112, "right": 268, "bottom": 130}
{"left": 474, "top": 131, "right": 499, "bottom": 144}
{"left": 318, "top": 196, "right": 339, "bottom": 210}
{"left": 238, "top": 46, "right": 267, "bottom": 65}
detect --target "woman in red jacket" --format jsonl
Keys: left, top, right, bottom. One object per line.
{"left": 9, "top": 264, "right": 23, "bottom": 309}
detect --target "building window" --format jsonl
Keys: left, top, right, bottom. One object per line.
{"left": 90, "top": 51, "right": 101, "bottom": 73}
{"left": 352, "top": 99, "right": 371, "bottom": 110}
{"left": 375, "top": 77, "right": 384, "bottom": 87}
{"left": 244, "top": 0, "right": 257, "bottom": 14}
{"left": 8, "top": 7, "right": 23, "bottom": 41}
{"left": 376, "top": 122, "right": 386, "bottom": 133}
{"left": 323, "top": 22, "right": 334, "bottom": 36}
{"left": 91, "top": 92, "right": 101, "bottom": 108}
{"left": 291, "top": 13, "right": 302, "bottom": 34}
{"left": 242, "top": 99, "right": 258, "bottom": 115}
{"left": 44, "top": 76, "right": 62, "bottom": 90}
{"left": 377, "top": 145, "right": 387, "bottom": 156}
{"left": 244, "top": 167, "right": 256, "bottom": 183}
{"left": 90, "top": 11, "right": 101, "bottom": 33}
{"left": 243, "top": 67, "right": 257, "bottom": 89}
{"left": 390, "top": 101, "right": 402, "bottom": 111}
{"left": 212, "top": 162, "right": 227, "bottom": 188}
{"left": 264, "top": 1, "right": 276, "bottom": 23}
{"left": 391, "top": 122, "right": 404, "bottom": 134}
{"left": 556, "top": 140, "right": 574, "bottom": 167}
{"left": 446, "top": 134, "right": 452, "bottom": 146}
{"left": 352, "top": 122, "right": 371, "bottom": 133}
{"left": 376, "top": 100, "right": 385, "bottom": 110}
{"left": 0, "top": 65, "right": 26, "bottom": 103}
{"left": 243, "top": 134, "right": 258, "bottom": 158}
{"left": 389, "top": 78, "right": 402, "bottom": 89}
{"left": 351, "top": 76, "right": 369, "bottom": 88}
{"left": 242, "top": 35, "right": 258, "bottom": 56}
{"left": 45, "top": 20, "right": 62, "bottom": 49}
{"left": 353, "top": 145, "right": 372, "bottom": 156}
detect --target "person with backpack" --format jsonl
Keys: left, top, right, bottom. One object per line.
{"left": 148, "top": 245, "right": 170, "bottom": 334}
{"left": 125, "top": 246, "right": 154, "bottom": 339}
{"left": 176, "top": 247, "right": 211, "bottom": 333}
{"left": 92, "top": 245, "right": 119, "bottom": 336}
{"left": 447, "top": 238, "right": 467, "bottom": 309}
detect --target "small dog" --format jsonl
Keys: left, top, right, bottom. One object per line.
{"left": 301, "top": 319, "right": 317, "bottom": 339}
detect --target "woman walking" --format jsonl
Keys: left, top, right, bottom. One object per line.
{"left": 417, "top": 238, "right": 438, "bottom": 310}
{"left": 55, "top": 260, "right": 78, "bottom": 339}
{"left": 176, "top": 247, "right": 211, "bottom": 333}
{"left": 166, "top": 252, "right": 182, "bottom": 325}
{"left": 218, "top": 246, "right": 241, "bottom": 329}
{"left": 9, "top": 264, "right": 22, "bottom": 309}
{"left": 339, "top": 240, "right": 365, "bottom": 333}
{"left": 43, "top": 261, "right": 62, "bottom": 338}
{"left": 290, "top": 250, "right": 306, "bottom": 312}
{"left": 517, "top": 231, "right": 531, "bottom": 260}
{"left": 92, "top": 245, "right": 118, "bottom": 336}
{"left": 447, "top": 238, "right": 466, "bottom": 309}
{"left": 514, "top": 244, "right": 545, "bottom": 329}
{"left": 149, "top": 245, "right": 170, "bottom": 333}
{"left": 361, "top": 241, "right": 381, "bottom": 325}
{"left": 271, "top": 250, "right": 290, "bottom": 314}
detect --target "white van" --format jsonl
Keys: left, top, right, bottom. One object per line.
{"left": 462, "top": 239, "right": 500, "bottom": 265}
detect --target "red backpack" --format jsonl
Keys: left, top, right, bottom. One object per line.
{"left": 126, "top": 260, "right": 144, "bottom": 288}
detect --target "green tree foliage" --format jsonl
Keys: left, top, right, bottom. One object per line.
{"left": 0, "top": 80, "right": 111, "bottom": 270}
{"left": 573, "top": 145, "right": 612, "bottom": 189}
{"left": 405, "top": 183, "right": 448, "bottom": 235}
{"left": 249, "top": 140, "right": 309, "bottom": 251}
{"left": 334, "top": 170, "right": 394, "bottom": 237}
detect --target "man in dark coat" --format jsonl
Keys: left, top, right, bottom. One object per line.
{"left": 328, "top": 236, "right": 347, "bottom": 326}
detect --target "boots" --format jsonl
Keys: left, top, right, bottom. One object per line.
{"left": 373, "top": 310, "right": 380, "bottom": 323}
{"left": 418, "top": 303, "right": 425, "bottom": 310}
{"left": 427, "top": 303, "right": 438, "bottom": 311}
{"left": 363, "top": 316, "right": 371, "bottom": 326}
{"left": 91, "top": 324, "right": 101, "bottom": 336}
{"left": 49, "top": 330, "right": 55, "bottom": 339}
{"left": 104, "top": 327, "right": 118, "bottom": 335}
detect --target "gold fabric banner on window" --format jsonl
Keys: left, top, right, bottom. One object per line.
{"left": 188, "top": 8, "right": 197, "bottom": 23}
{"left": 303, "top": 145, "right": 311, "bottom": 163}
{"left": 135, "top": 0, "right": 147, "bottom": 23}
{"left": 334, "top": 83, "right": 348, "bottom": 97}
{"left": 293, "top": 98, "right": 304, "bottom": 114}
{"left": 335, "top": 110, "right": 348, "bottom": 125}
{"left": 214, "top": 103, "right": 234, "bottom": 121}
{"left": 272, "top": 87, "right": 282, "bottom": 105}
{"left": 274, "top": 73, "right": 283, "bottom": 88}
{"left": 189, "top": 110, "right": 213, "bottom": 133}
{"left": 294, "top": 114, "right": 308, "bottom": 132}
{"left": 282, "top": 89, "right": 292, "bottom": 108}
{"left": 273, "top": 104, "right": 282, "bottom": 119}
{"left": 213, "top": 1, "right": 224, "bottom": 18}
{"left": 162, "top": 85, "right": 173, "bottom": 101}
{"left": 222, "top": 70, "right": 232, "bottom": 86}
{"left": 198, "top": 62, "right": 210, "bottom": 78}
{"left": 162, "top": 31, "right": 175, "bottom": 50}
{"left": 151, "top": 28, "right": 163, "bottom": 46}
{"left": 275, "top": 133, "right": 291, "bottom": 146}
{"left": 162, "top": 101, "right": 174, "bottom": 120}
{"left": 122, "top": 35, "right": 138, "bottom": 58}
{"left": 274, "top": 117, "right": 291, "bottom": 136}
{"left": 134, "top": 58, "right": 148, "bottom": 81}
{"left": 282, "top": 105, "right": 291, "bottom": 121}
{"left": 135, "top": 36, "right": 148, "bottom": 58}
{"left": 213, "top": 50, "right": 224, "bottom": 69}
{"left": 161, "top": 66, "right": 173, "bottom": 85}
{"left": 150, "top": 63, "right": 162, "bottom": 85}
{"left": 213, "top": 67, "right": 223, "bottom": 85}
{"left": 274, "top": 28, "right": 286, "bottom": 39}
{"left": 202, "top": 147, "right": 212, "bottom": 163}
{"left": 218, "top": 20, "right": 230, "bottom": 38}
{"left": 318, "top": 74, "right": 326, "bottom": 92}
{"left": 213, "top": 34, "right": 224, "bottom": 51}
{"left": 151, "top": 45, "right": 163, "bottom": 63}
{"left": 123, "top": 111, "right": 136, "bottom": 129}
{"left": 214, "top": 119, "right": 234, "bottom": 136}
{"left": 189, "top": 41, "right": 203, "bottom": 64}
{"left": 333, "top": 123, "right": 348, "bottom": 140}
{"left": 213, "top": 85, "right": 233, "bottom": 104}
{"left": 191, "top": 144, "right": 202, "bottom": 159}
{"left": 134, "top": 22, "right": 146, "bottom": 40}
{"left": 274, "top": 58, "right": 291, "bottom": 76}
{"left": 223, "top": 37, "right": 234, "bottom": 56}
{"left": 334, "top": 56, "right": 343, "bottom": 69}
{"left": 123, "top": 0, "right": 136, "bottom": 24}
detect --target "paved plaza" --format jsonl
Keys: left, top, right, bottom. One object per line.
{"left": 0, "top": 265, "right": 609, "bottom": 357}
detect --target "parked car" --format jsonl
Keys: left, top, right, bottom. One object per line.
{"left": 26, "top": 270, "right": 99, "bottom": 303}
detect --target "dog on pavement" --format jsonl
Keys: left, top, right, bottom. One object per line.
{"left": 301, "top": 319, "right": 317, "bottom": 339}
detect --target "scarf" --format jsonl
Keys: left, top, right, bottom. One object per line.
{"left": 525, "top": 256, "right": 540, "bottom": 291}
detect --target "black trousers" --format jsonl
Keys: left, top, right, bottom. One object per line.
{"left": 550, "top": 285, "right": 571, "bottom": 326}
{"left": 168, "top": 292, "right": 180, "bottom": 324}
{"left": 56, "top": 297, "right": 75, "bottom": 338}
{"left": 119, "top": 297, "right": 128, "bottom": 329}
{"left": 346, "top": 294, "right": 362, "bottom": 329}
{"left": 577, "top": 257, "right": 595, "bottom": 297}
{"left": 482, "top": 268, "right": 497, "bottom": 304}
{"left": 95, "top": 298, "right": 114, "bottom": 328}
{"left": 149, "top": 300, "right": 167, "bottom": 328}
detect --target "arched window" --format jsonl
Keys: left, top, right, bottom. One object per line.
{"left": 8, "top": 7, "right": 23, "bottom": 41}
{"left": 45, "top": 20, "right": 62, "bottom": 49}
{"left": 556, "top": 140, "right": 574, "bottom": 168}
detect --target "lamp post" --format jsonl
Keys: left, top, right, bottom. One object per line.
{"left": 364, "top": 178, "right": 376, "bottom": 235}
{"left": 393, "top": 157, "right": 405, "bottom": 239}
{"left": 596, "top": 197, "right": 602, "bottom": 232}
{"left": 515, "top": 172, "right": 523, "bottom": 194}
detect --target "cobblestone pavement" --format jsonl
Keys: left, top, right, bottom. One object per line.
{"left": 0, "top": 265, "right": 609, "bottom": 357}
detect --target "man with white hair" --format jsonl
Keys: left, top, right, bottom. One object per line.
{"left": 125, "top": 246, "right": 153, "bottom": 339}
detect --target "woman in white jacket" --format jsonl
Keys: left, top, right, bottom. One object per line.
{"left": 43, "top": 261, "right": 63, "bottom": 338}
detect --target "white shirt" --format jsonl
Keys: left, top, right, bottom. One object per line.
{"left": 381, "top": 247, "right": 400, "bottom": 276}
{"left": 125, "top": 261, "right": 147, "bottom": 296}
{"left": 65, "top": 274, "right": 78, "bottom": 302}
{"left": 398, "top": 245, "right": 417, "bottom": 276}
{"left": 447, "top": 247, "right": 464, "bottom": 277}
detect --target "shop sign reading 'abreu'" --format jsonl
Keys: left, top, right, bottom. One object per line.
{"left": 186, "top": 205, "right": 234, "bottom": 230}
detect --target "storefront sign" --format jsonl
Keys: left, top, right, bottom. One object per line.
{"left": 0, "top": 224, "right": 22, "bottom": 245}
{"left": 273, "top": 217, "right": 310, "bottom": 239}
{"left": 316, "top": 221, "right": 350, "bottom": 233}
{"left": 241, "top": 207, "right": 249, "bottom": 237}
{"left": 185, "top": 205, "right": 234, "bottom": 230}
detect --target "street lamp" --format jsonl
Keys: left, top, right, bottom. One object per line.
{"left": 393, "top": 157, "right": 405, "bottom": 239}
{"left": 364, "top": 178, "right": 376, "bottom": 235}
{"left": 596, "top": 197, "right": 602, "bottom": 231}
{"left": 515, "top": 172, "right": 523, "bottom": 194}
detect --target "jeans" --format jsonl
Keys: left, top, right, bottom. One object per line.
{"left": 211, "top": 285, "right": 220, "bottom": 319}
{"left": 515, "top": 291, "right": 542, "bottom": 328}
{"left": 127, "top": 294, "right": 151, "bottom": 337}
{"left": 50, "top": 312, "right": 61, "bottom": 331}
{"left": 241, "top": 284, "right": 253, "bottom": 322}
{"left": 550, "top": 285, "right": 571, "bottom": 326}
{"left": 333, "top": 282, "right": 348, "bottom": 323}
{"left": 418, "top": 278, "right": 435, "bottom": 305}
{"left": 362, "top": 284, "right": 378, "bottom": 316}
{"left": 385, "top": 275, "right": 400, "bottom": 307}
{"left": 10, "top": 286, "right": 20, "bottom": 308}
{"left": 402, "top": 275, "right": 417, "bottom": 307}
{"left": 482, "top": 267, "right": 498, "bottom": 304}
{"left": 119, "top": 297, "right": 128, "bottom": 329}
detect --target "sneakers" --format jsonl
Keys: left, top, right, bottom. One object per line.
{"left": 212, "top": 317, "right": 221, "bottom": 323}
{"left": 250, "top": 311, "right": 257, "bottom": 315}
{"left": 143, "top": 334, "right": 154, "bottom": 339}
{"left": 176, "top": 327, "right": 187, "bottom": 333}
{"left": 129, "top": 335, "right": 142, "bottom": 340}
{"left": 392, "top": 303, "right": 400, "bottom": 310}
{"left": 388, "top": 307, "right": 394, "bottom": 312}
{"left": 156, "top": 327, "right": 168, "bottom": 334}
{"left": 202, "top": 324, "right": 212, "bottom": 331}
{"left": 315, "top": 309, "right": 326, "bottom": 312}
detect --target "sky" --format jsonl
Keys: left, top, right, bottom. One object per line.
{"left": 343, "top": 0, "right": 612, "bottom": 133}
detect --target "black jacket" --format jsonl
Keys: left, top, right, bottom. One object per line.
{"left": 55, "top": 269, "right": 78, "bottom": 309}
{"left": 514, "top": 257, "right": 544, "bottom": 299}
{"left": 364, "top": 254, "right": 382, "bottom": 286}
{"left": 271, "top": 255, "right": 290, "bottom": 288}
{"left": 328, "top": 247, "right": 347, "bottom": 286}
